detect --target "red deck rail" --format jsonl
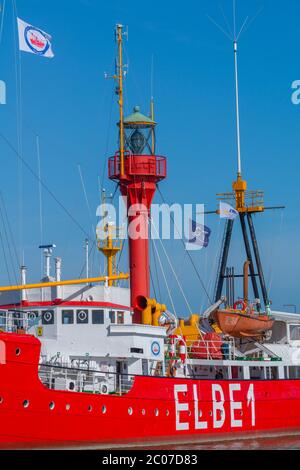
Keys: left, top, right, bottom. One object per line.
{"left": 108, "top": 153, "right": 167, "bottom": 180}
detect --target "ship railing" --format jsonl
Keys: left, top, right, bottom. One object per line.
{"left": 108, "top": 152, "right": 167, "bottom": 180}
{"left": 185, "top": 338, "right": 236, "bottom": 361}
{"left": 38, "top": 363, "right": 136, "bottom": 395}
{"left": 0, "top": 309, "right": 29, "bottom": 333}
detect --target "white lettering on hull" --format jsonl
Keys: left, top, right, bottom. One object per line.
{"left": 212, "top": 384, "right": 225, "bottom": 429}
{"left": 229, "top": 383, "right": 243, "bottom": 427}
{"left": 174, "top": 384, "right": 189, "bottom": 431}
{"left": 174, "top": 382, "right": 256, "bottom": 432}
{"left": 247, "top": 383, "right": 256, "bottom": 426}
{"left": 193, "top": 384, "right": 208, "bottom": 429}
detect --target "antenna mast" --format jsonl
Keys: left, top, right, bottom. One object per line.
{"left": 233, "top": 40, "right": 242, "bottom": 178}
{"left": 116, "top": 24, "right": 125, "bottom": 177}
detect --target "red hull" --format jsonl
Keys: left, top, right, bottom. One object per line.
{"left": 0, "top": 332, "right": 300, "bottom": 448}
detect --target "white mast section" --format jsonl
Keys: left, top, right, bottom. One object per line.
{"left": 233, "top": 40, "right": 242, "bottom": 177}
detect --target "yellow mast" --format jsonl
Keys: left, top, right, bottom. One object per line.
{"left": 116, "top": 24, "right": 125, "bottom": 177}
{"left": 0, "top": 273, "right": 129, "bottom": 293}
{"left": 97, "top": 191, "right": 123, "bottom": 287}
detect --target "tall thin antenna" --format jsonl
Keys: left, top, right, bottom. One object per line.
{"left": 208, "top": 1, "right": 263, "bottom": 179}
{"left": 36, "top": 135, "right": 44, "bottom": 277}
{"left": 233, "top": 39, "right": 242, "bottom": 178}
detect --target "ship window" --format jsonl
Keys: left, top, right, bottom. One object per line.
{"left": 62, "top": 310, "right": 74, "bottom": 325}
{"left": 117, "top": 311, "right": 124, "bottom": 324}
{"left": 76, "top": 310, "right": 89, "bottom": 324}
{"left": 92, "top": 310, "right": 104, "bottom": 324}
{"left": 27, "top": 311, "right": 39, "bottom": 325}
{"left": 42, "top": 310, "right": 55, "bottom": 325}
{"left": 289, "top": 325, "right": 300, "bottom": 341}
{"left": 109, "top": 310, "right": 116, "bottom": 323}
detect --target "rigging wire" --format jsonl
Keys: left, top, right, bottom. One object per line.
{"left": 0, "top": 131, "right": 92, "bottom": 240}
{"left": 78, "top": 164, "right": 95, "bottom": 237}
{"left": 151, "top": 235, "right": 177, "bottom": 317}
{"left": 157, "top": 186, "right": 213, "bottom": 305}
{"left": 36, "top": 135, "right": 44, "bottom": 277}
{"left": 12, "top": 0, "right": 24, "bottom": 263}
{"left": 0, "top": 213, "right": 12, "bottom": 285}
{"left": 0, "top": 199, "right": 18, "bottom": 284}
{"left": 0, "top": 192, "right": 20, "bottom": 268}
{"left": 150, "top": 218, "right": 193, "bottom": 315}
{"left": 150, "top": 227, "right": 162, "bottom": 301}
{"left": 266, "top": 210, "right": 284, "bottom": 297}
{"left": 0, "top": 0, "right": 6, "bottom": 45}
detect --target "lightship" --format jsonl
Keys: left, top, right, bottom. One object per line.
{"left": 0, "top": 24, "right": 299, "bottom": 449}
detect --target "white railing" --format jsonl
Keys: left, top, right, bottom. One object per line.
{"left": 0, "top": 310, "right": 29, "bottom": 333}
{"left": 38, "top": 364, "right": 136, "bottom": 395}
{"left": 165, "top": 337, "right": 236, "bottom": 362}
{"left": 186, "top": 339, "right": 235, "bottom": 361}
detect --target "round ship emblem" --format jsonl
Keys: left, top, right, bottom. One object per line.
{"left": 24, "top": 26, "right": 50, "bottom": 55}
{"left": 151, "top": 341, "right": 160, "bottom": 356}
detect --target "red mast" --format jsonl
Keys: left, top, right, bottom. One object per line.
{"left": 108, "top": 26, "right": 166, "bottom": 323}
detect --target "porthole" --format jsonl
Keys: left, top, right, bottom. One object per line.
{"left": 0, "top": 397, "right": 3, "bottom": 404}
{"left": 66, "top": 404, "right": 71, "bottom": 411}
{"left": 141, "top": 409, "right": 146, "bottom": 416}
{"left": 128, "top": 407, "right": 133, "bottom": 415}
{"left": 154, "top": 408, "right": 159, "bottom": 417}
{"left": 209, "top": 411, "right": 213, "bottom": 417}
{"left": 49, "top": 401, "right": 55, "bottom": 410}
{"left": 102, "top": 405, "right": 107, "bottom": 414}
{"left": 166, "top": 410, "right": 169, "bottom": 417}
{"left": 23, "top": 400, "right": 29, "bottom": 408}
{"left": 88, "top": 405, "right": 93, "bottom": 412}
{"left": 15, "top": 348, "right": 21, "bottom": 356}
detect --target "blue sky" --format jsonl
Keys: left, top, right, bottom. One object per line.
{"left": 0, "top": 0, "right": 299, "bottom": 314}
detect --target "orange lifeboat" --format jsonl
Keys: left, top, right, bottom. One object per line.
{"left": 213, "top": 302, "right": 274, "bottom": 339}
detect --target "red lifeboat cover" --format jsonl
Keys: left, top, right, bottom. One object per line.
{"left": 191, "top": 332, "right": 223, "bottom": 360}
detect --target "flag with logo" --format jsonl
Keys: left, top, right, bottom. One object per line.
{"left": 186, "top": 219, "right": 211, "bottom": 251}
{"left": 17, "top": 18, "right": 54, "bottom": 58}
{"left": 219, "top": 202, "right": 238, "bottom": 220}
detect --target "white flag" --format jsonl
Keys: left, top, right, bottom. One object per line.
{"left": 17, "top": 18, "right": 54, "bottom": 58}
{"left": 219, "top": 202, "right": 238, "bottom": 220}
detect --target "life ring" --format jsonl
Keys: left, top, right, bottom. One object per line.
{"left": 168, "top": 334, "right": 178, "bottom": 359}
{"left": 178, "top": 337, "right": 187, "bottom": 364}
{"left": 233, "top": 300, "right": 247, "bottom": 311}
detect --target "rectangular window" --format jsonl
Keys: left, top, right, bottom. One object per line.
{"left": 62, "top": 310, "right": 74, "bottom": 325}
{"left": 28, "top": 311, "right": 39, "bottom": 327}
{"left": 76, "top": 309, "right": 89, "bottom": 324}
{"left": 42, "top": 310, "right": 55, "bottom": 325}
{"left": 109, "top": 310, "right": 115, "bottom": 323}
{"left": 289, "top": 325, "right": 300, "bottom": 341}
{"left": 117, "top": 311, "right": 124, "bottom": 324}
{"left": 92, "top": 310, "right": 104, "bottom": 325}
{"left": 131, "top": 347, "right": 143, "bottom": 354}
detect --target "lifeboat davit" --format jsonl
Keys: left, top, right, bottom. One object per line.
{"left": 213, "top": 301, "right": 274, "bottom": 339}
